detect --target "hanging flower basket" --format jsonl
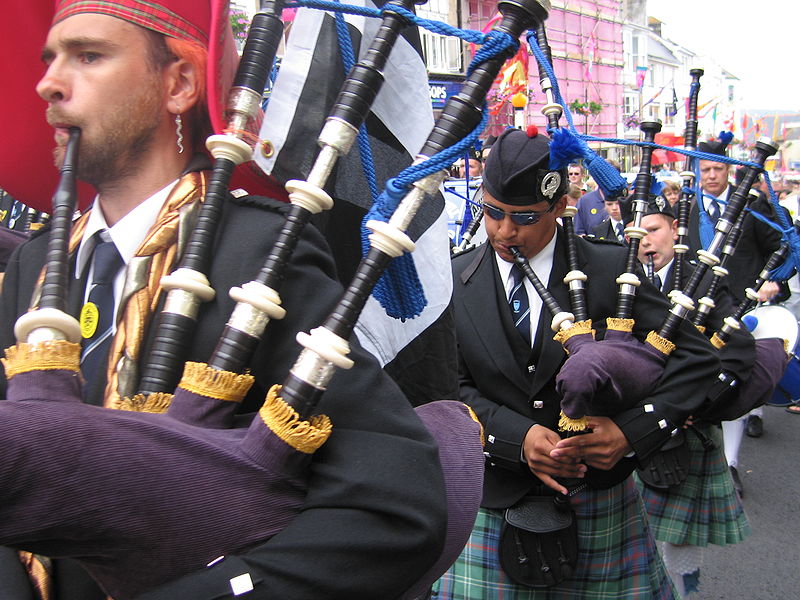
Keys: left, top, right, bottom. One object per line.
{"left": 229, "top": 8, "right": 251, "bottom": 43}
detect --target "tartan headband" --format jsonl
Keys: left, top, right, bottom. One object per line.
{"left": 53, "top": 0, "right": 209, "bottom": 47}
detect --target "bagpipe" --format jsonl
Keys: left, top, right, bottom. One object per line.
{"left": 501, "top": 29, "right": 673, "bottom": 439}
{"left": 0, "top": 1, "right": 561, "bottom": 598}
{"left": 492, "top": 29, "right": 792, "bottom": 489}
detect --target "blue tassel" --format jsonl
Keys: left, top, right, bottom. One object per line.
{"left": 548, "top": 128, "right": 586, "bottom": 170}
{"left": 650, "top": 177, "right": 665, "bottom": 197}
{"left": 718, "top": 130, "right": 734, "bottom": 146}
{"left": 549, "top": 128, "right": 627, "bottom": 198}
{"left": 371, "top": 252, "right": 426, "bottom": 320}
{"left": 360, "top": 181, "right": 427, "bottom": 320}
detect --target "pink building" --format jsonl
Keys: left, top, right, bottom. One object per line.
{"left": 467, "top": 0, "right": 623, "bottom": 141}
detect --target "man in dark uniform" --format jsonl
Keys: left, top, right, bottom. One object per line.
{"left": 433, "top": 128, "right": 718, "bottom": 598}
{"left": 622, "top": 195, "right": 753, "bottom": 596}
{"left": 0, "top": 1, "right": 448, "bottom": 598}
{"left": 689, "top": 138, "right": 785, "bottom": 306}
{"left": 688, "top": 137, "right": 786, "bottom": 472}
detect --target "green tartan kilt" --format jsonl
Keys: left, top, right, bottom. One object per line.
{"left": 432, "top": 477, "right": 675, "bottom": 600}
{"left": 635, "top": 423, "right": 751, "bottom": 546}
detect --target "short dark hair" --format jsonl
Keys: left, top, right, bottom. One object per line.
{"left": 142, "top": 27, "right": 176, "bottom": 72}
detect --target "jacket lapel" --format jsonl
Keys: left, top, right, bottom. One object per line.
{"left": 459, "top": 245, "right": 530, "bottom": 395}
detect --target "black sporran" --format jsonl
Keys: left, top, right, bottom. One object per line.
{"left": 498, "top": 495, "right": 578, "bottom": 588}
{"left": 636, "top": 430, "right": 690, "bottom": 490}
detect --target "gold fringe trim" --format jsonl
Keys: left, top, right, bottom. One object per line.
{"left": 645, "top": 330, "right": 676, "bottom": 356}
{"left": 259, "top": 385, "right": 332, "bottom": 454}
{"left": 112, "top": 392, "right": 173, "bottom": 413}
{"left": 553, "top": 319, "right": 594, "bottom": 346}
{"left": 606, "top": 317, "right": 634, "bottom": 332}
{"left": 558, "top": 411, "right": 590, "bottom": 433}
{"left": 710, "top": 332, "right": 726, "bottom": 349}
{"left": 18, "top": 552, "right": 52, "bottom": 600}
{"left": 178, "top": 361, "right": 255, "bottom": 402}
{"left": 465, "top": 404, "right": 485, "bottom": 447}
{"left": 1, "top": 341, "right": 81, "bottom": 378}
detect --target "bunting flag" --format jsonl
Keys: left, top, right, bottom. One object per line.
{"left": 583, "top": 29, "right": 597, "bottom": 80}
{"left": 636, "top": 65, "right": 648, "bottom": 90}
{"left": 483, "top": 12, "right": 527, "bottom": 117}
{"left": 667, "top": 87, "right": 678, "bottom": 117}
{"left": 498, "top": 45, "right": 528, "bottom": 96}
{"left": 723, "top": 110, "right": 736, "bottom": 134}
{"left": 698, "top": 99, "right": 718, "bottom": 119}
{"left": 253, "top": 1, "right": 454, "bottom": 392}
{"left": 654, "top": 133, "right": 685, "bottom": 163}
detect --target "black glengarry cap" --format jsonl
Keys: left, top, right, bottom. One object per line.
{"left": 483, "top": 126, "right": 567, "bottom": 207}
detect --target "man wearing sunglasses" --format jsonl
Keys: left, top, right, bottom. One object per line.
{"left": 437, "top": 127, "right": 718, "bottom": 598}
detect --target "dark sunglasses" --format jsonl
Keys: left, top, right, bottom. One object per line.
{"left": 482, "top": 201, "right": 555, "bottom": 226}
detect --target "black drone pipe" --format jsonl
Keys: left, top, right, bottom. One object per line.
{"left": 137, "top": 3, "right": 287, "bottom": 394}
{"left": 615, "top": 119, "right": 661, "bottom": 320}
{"left": 657, "top": 137, "right": 779, "bottom": 341}
{"left": 278, "top": 0, "right": 553, "bottom": 418}
{"left": 671, "top": 68, "right": 703, "bottom": 291}
{"left": 206, "top": 0, "right": 428, "bottom": 374}
{"left": 715, "top": 243, "right": 790, "bottom": 345}
{"left": 14, "top": 128, "right": 81, "bottom": 345}
{"left": 691, "top": 199, "right": 749, "bottom": 327}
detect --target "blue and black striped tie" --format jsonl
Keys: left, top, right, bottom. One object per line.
{"left": 509, "top": 264, "right": 531, "bottom": 346}
{"left": 80, "top": 233, "right": 123, "bottom": 388}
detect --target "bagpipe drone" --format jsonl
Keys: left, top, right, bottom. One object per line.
{"left": 0, "top": 0, "right": 559, "bottom": 597}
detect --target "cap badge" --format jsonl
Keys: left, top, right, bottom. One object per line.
{"left": 541, "top": 172, "right": 561, "bottom": 199}
{"left": 655, "top": 196, "right": 666, "bottom": 211}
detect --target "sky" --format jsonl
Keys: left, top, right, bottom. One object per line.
{"left": 648, "top": 0, "right": 800, "bottom": 111}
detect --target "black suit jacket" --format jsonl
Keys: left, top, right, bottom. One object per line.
{"left": 0, "top": 194, "right": 447, "bottom": 599}
{"left": 452, "top": 231, "right": 719, "bottom": 508}
{"left": 590, "top": 218, "right": 626, "bottom": 244}
{"left": 688, "top": 191, "right": 785, "bottom": 305}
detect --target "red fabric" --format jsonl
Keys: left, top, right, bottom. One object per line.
{"left": 0, "top": 0, "right": 284, "bottom": 212}
{"left": 53, "top": 0, "right": 210, "bottom": 45}
{"left": 653, "top": 133, "right": 686, "bottom": 164}
{"left": 0, "top": 1, "right": 79, "bottom": 210}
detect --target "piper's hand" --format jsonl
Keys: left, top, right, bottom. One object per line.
{"left": 758, "top": 280, "right": 780, "bottom": 302}
{"left": 522, "top": 424, "right": 587, "bottom": 495}
{"left": 550, "top": 416, "right": 632, "bottom": 470}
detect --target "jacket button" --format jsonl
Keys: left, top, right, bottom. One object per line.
{"left": 533, "top": 400, "right": 544, "bottom": 409}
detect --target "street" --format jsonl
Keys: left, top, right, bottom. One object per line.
{"left": 695, "top": 404, "right": 800, "bottom": 599}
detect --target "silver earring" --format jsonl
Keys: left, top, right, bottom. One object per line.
{"left": 175, "top": 113, "right": 184, "bottom": 154}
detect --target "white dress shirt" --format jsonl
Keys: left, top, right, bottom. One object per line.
{"left": 74, "top": 179, "right": 179, "bottom": 323}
